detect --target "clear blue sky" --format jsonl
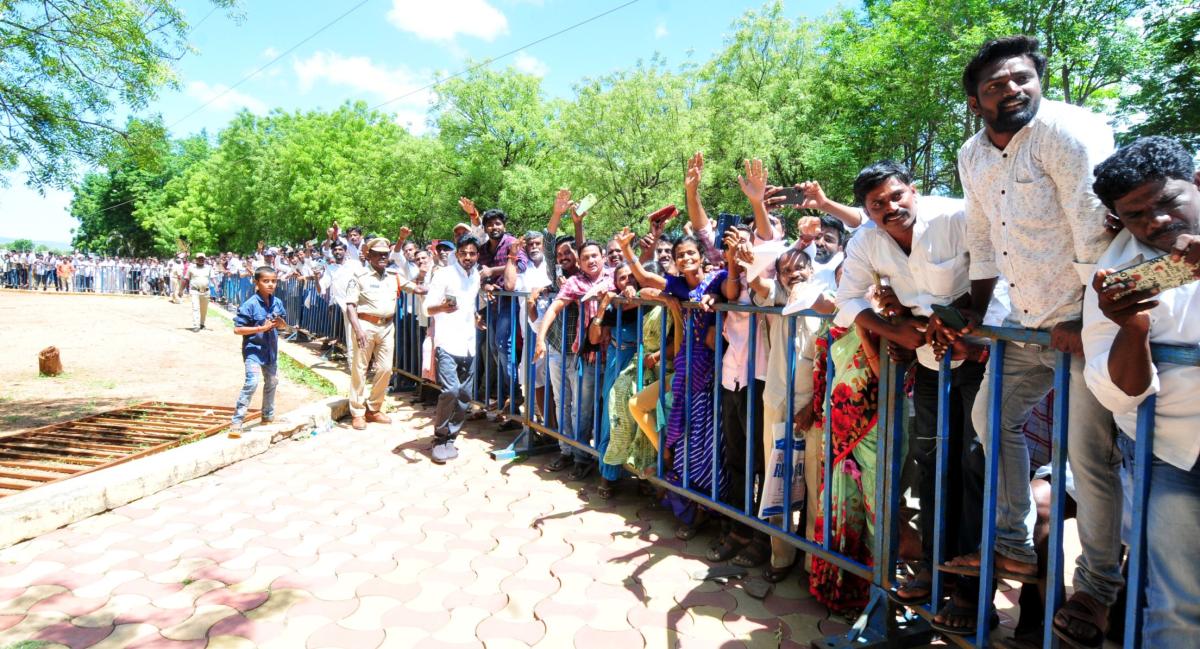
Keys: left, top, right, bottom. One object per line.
{"left": 0, "top": 0, "right": 847, "bottom": 245}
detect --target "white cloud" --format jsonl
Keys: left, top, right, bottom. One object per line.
{"left": 654, "top": 21, "right": 668, "bottom": 39}
{"left": 292, "top": 51, "right": 433, "bottom": 133}
{"left": 185, "top": 81, "right": 267, "bottom": 113}
{"left": 262, "top": 46, "right": 279, "bottom": 59}
{"left": 387, "top": 0, "right": 508, "bottom": 42}
{"left": 513, "top": 52, "right": 548, "bottom": 77}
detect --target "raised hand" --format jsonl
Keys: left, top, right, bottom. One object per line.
{"left": 569, "top": 201, "right": 585, "bottom": 225}
{"left": 737, "top": 158, "right": 768, "bottom": 204}
{"left": 798, "top": 216, "right": 822, "bottom": 238}
{"left": 458, "top": 197, "right": 480, "bottom": 223}
{"left": 797, "top": 181, "right": 829, "bottom": 211}
{"left": 614, "top": 227, "right": 636, "bottom": 254}
{"left": 398, "top": 225, "right": 412, "bottom": 240}
{"left": 685, "top": 151, "right": 704, "bottom": 195}
{"left": 552, "top": 189, "right": 572, "bottom": 220}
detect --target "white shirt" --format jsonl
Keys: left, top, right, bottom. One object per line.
{"left": 835, "top": 195, "right": 976, "bottom": 370}
{"left": 803, "top": 243, "right": 844, "bottom": 296}
{"left": 753, "top": 279, "right": 820, "bottom": 416}
{"left": 960, "top": 99, "right": 1114, "bottom": 328}
{"left": 1082, "top": 229, "right": 1200, "bottom": 471}
{"left": 425, "top": 260, "right": 481, "bottom": 358}
{"left": 517, "top": 257, "right": 553, "bottom": 335}
{"left": 319, "top": 262, "right": 353, "bottom": 307}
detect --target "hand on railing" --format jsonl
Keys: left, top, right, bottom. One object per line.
{"left": 1049, "top": 319, "right": 1085, "bottom": 356}
{"left": 532, "top": 338, "right": 547, "bottom": 362}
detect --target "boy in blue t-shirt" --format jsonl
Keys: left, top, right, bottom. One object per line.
{"left": 229, "top": 266, "right": 289, "bottom": 437}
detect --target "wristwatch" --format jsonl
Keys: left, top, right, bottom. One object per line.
{"left": 591, "top": 316, "right": 604, "bottom": 327}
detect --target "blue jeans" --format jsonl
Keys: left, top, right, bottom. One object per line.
{"left": 548, "top": 348, "right": 573, "bottom": 456}
{"left": 232, "top": 359, "right": 278, "bottom": 426}
{"left": 434, "top": 349, "right": 476, "bottom": 444}
{"left": 1118, "top": 435, "right": 1200, "bottom": 648}
{"left": 973, "top": 344, "right": 1124, "bottom": 605}
{"left": 571, "top": 357, "right": 599, "bottom": 463}
{"left": 489, "top": 297, "right": 518, "bottom": 408}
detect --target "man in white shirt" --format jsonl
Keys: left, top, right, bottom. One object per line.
{"left": 1083, "top": 137, "right": 1200, "bottom": 648}
{"left": 938, "top": 35, "right": 1122, "bottom": 645}
{"left": 835, "top": 162, "right": 999, "bottom": 625}
{"left": 168, "top": 254, "right": 185, "bottom": 303}
{"left": 186, "top": 253, "right": 212, "bottom": 331}
{"left": 516, "top": 232, "right": 552, "bottom": 418}
{"left": 425, "top": 236, "right": 482, "bottom": 464}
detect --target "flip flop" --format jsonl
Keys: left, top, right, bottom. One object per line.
{"left": 1051, "top": 592, "right": 1107, "bottom": 649}
{"left": 929, "top": 598, "right": 977, "bottom": 636}
{"left": 939, "top": 552, "right": 1039, "bottom": 584}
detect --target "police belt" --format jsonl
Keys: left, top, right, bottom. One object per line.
{"left": 357, "top": 312, "right": 394, "bottom": 326}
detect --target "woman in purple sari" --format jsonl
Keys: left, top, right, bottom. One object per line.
{"left": 616, "top": 228, "right": 729, "bottom": 534}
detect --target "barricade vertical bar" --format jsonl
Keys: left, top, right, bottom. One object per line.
{"left": 574, "top": 313, "right": 584, "bottom": 446}
{"left": 744, "top": 314, "right": 758, "bottom": 516}
{"left": 657, "top": 304, "right": 668, "bottom": 480}
{"left": 683, "top": 309, "right": 693, "bottom": 489}
{"left": 1123, "top": 394, "right": 1156, "bottom": 649}
{"left": 782, "top": 315, "right": 797, "bottom": 532}
{"left": 712, "top": 309, "right": 724, "bottom": 502}
{"left": 484, "top": 300, "right": 492, "bottom": 410}
{"left": 509, "top": 295, "right": 519, "bottom": 418}
{"left": 1043, "top": 351, "right": 1071, "bottom": 649}
{"left": 976, "top": 338, "right": 1007, "bottom": 648}
{"left": 592, "top": 348, "right": 601, "bottom": 453}
{"left": 541, "top": 307, "right": 550, "bottom": 427}
{"left": 635, "top": 304, "right": 644, "bottom": 391}
{"left": 557, "top": 310, "right": 567, "bottom": 439}
{"left": 930, "top": 352, "right": 952, "bottom": 608}
{"left": 881, "top": 344, "right": 908, "bottom": 587}
{"left": 822, "top": 329, "right": 834, "bottom": 552}
{"left": 872, "top": 346, "right": 892, "bottom": 582}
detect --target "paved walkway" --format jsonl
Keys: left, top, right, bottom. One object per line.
{"left": 0, "top": 396, "right": 852, "bottom": 649}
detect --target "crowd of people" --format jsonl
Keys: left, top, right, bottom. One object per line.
{"left": 7, "top": 33, "right": 1196, "bottom": 648}
{"left": 317, "top": 36, "right": 1196, "bottom": 648}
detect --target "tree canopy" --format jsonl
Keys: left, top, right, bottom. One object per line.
{"left": 65, "top": 0, "right": 1197, "bottom": 256}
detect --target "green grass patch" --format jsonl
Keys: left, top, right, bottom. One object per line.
{"left": 279, "top": 354, "right": 338, "bottom": 397}
{"left": 3, "top": 641, "right": 51, "bottom": 649}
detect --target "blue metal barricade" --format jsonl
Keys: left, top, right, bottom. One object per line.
{"left": 388, "top": 283, "right": 1198, "bottom": 648}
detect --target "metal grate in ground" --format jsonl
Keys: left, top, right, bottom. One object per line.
{"left": 0, "top": 402, "right": 257, "bottom": 497}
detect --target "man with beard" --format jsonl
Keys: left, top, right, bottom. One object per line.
{"left": 467, "top": 202, "right": 529, "bottom": 431}
{"left": 345, "top": 238, "right": 400, "bottom": 430}
{"left": 1084, "top": 136, "right": 1200, "bottom": 648}
{"left": 935, "top": 36, "right": 1119, "bottom": 646}
{"left": 835, "top": 161, "right": 1003, "bottom": 635}
{"left": 426, "top": 236, "right": 483, "bottom": 464}
{"left": 517, "top": 231, "right": 553, "bottom": 422}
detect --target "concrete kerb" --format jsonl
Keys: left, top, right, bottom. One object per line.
{"left": 0, "top": 395, "right": 348, "bottom": 550}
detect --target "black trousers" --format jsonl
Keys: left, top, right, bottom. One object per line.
{"left": 911, "top": 360, "right": 987, "bottom": 565}
{"left": 721, "top": 380, "right": 767, "bottom": 537}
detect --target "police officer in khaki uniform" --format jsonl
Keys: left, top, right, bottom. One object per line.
{"left": 345, "top": 237, "right": 399, "bottom": 429}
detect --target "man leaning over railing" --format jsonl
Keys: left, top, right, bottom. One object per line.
{"left": 1083, "top": 136, "right": 1200, "bottom": 649}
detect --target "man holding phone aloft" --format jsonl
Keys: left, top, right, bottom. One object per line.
{"left": 833, "top": 160, "right": 1002, "bottom": 634}
{"left": 425, "top": 235, "right": 482, "bottom": 464}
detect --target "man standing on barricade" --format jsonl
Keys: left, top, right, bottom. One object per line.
{"left": 425, "top": 236, "right": 483, "bottom": 464}
{"left": 1084, "top": 136, "right": 1200, "bottom": 649}
{"left": 461, "top": 198, "right": 528, "bottom": 431}
{"left": 834, "top": 161, "right": 1003, "bottom": 634}
{"left": 345, "top": 238, "right": 398, "bottom": 430}
{"left": 935, "top": 35, "right": 1121, "bottom": 646}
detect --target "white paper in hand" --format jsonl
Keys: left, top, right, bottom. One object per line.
{"left": 781, "top": 282, "right": 823, "bottom": 315}
{"left": 747, "top": 241, "right": 790, "bottom": 280}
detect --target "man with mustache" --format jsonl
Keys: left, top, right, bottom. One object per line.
{"left": 834, "top": 161, "right": 999, "bottom": 634}
{"left": 935, "top": 35, "right": 1119, "bottom": 646}
{"left": 1083, "top": 136, "right": 1200, "bottom": 649}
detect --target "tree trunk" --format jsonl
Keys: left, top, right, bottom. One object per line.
{"left": 39, "top": 346, "right": 63, "bottom": 376}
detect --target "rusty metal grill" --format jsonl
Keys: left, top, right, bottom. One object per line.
{"left": 0, "top": 402, "right": 258, "bottom": 497}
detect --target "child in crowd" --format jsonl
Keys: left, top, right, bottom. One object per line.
{"left": 229, "top": 266, "right": 288, "bottom": 438}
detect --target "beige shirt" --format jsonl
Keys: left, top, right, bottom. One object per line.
{"left": 345, "top": 267, "right": 399, "bottom": 318}
{"left": 186, "top": 264, "right": 210, "bottom": 290}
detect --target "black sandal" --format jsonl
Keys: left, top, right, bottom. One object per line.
{"left": 930, "top": 596, "right": 978, "bottom": 636}
{"left": 894, "top": 563, "right": 933, "bottom": 604}
{"left": 675, "top": 513, "right": 711, "bottom": 540}
{"left": 1052, "top": 592, "right": 1108, "bottom": 649}
{"left": 731, "top": 540, "right": 771, "bottom": 568}
{"left": 546, "top": 454, "right": 573, "bottom": 472}
{"left": 707, "top": 534, "right": 750, "bottom": 562}
{"left": 762, "top": 562, "right": 794, "bottom": 583}
{"left": 567, "top": 461, "right": 595, "bottom": 481}
{"left": 597, "top": 478, "right": 615, "bottom": 500}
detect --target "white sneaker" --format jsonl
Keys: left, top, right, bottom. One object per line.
{"left": 431, "top": 442, "right": 455, "bottom": 464}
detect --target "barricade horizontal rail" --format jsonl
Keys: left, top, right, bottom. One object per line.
{"left": 392, "top": 285, "right": 1197, "bottom": 649}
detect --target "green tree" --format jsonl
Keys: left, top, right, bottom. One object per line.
{"left": 0, "top": 0, "right": 235, "bottom": 188}
{"left": 1123, "top": 3, "right": 1200, "bottom": 147}
{"left": 9, "top": 238, "right": 34, "bottom": 252}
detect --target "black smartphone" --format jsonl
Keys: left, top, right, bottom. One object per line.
{"left": 716, "top": 212, "right": 740, "bottom": 250}
{"left": 771, "top": 186, "right": 804, "bottom": 206}
{"left": 931, "top": 303, "right": 968, "bottom": 330}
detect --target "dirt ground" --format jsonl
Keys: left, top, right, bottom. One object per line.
{"left": 0, "top": 290, "right": 322, "bottom": 434}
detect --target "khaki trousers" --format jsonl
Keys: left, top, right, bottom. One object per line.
{"left": 191, "top": 291, "right": 209, "bottom": 328}
{"left": 349, "top": 318, "right": 394, "bottom": 417}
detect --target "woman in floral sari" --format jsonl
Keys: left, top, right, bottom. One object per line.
{"left": 808, "top": 323, "right": 881, "bottom": 614}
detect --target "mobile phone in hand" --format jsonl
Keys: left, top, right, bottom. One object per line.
{"left": 771, "top": 186, "right": 804, "bottom": 206}
{"left": 930, "top": 303, "right": 968, "bottom": 331}
{"left": 575, "top": 194, "right": 598, "bottom": 215}
{"left": 716, "top": 212, "right": 741, "bottom": 250}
